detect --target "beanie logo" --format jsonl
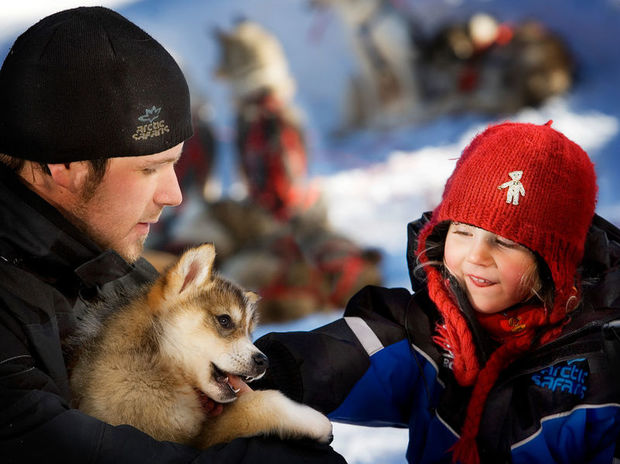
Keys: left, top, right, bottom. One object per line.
{"left": 138, "top": 106, "right": 162, "bottom": 123}
{"left": 132, "top": 106, "right": 170, "bottom": 141}
{"left": 498, "top": 171, "right": 525, "bottom": 205}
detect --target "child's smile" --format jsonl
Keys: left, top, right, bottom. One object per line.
{"left": 467, "top": 274, "right": 496, "bottom": 287}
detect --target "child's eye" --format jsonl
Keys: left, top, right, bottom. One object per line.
{"left": 495, "top": 237, "right": 518, "bottom": 248}
{"left": 452, "top": 224, "right": 473, "bottom": 236}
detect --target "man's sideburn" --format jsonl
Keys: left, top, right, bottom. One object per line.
{"left": 80, "top": 159, "right": 109, "bottom": 202}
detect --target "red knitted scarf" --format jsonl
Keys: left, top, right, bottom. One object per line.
{"left": 426, "top": 266, "right": 566, "bottom": 464}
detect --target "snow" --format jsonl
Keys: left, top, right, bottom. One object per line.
{"left": 3, "top": 1, "right": 620, "bottom": 462}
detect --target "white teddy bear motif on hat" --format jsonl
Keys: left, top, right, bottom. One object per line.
{"left": 498, "top": 171, "right": 525, "bottom": 205}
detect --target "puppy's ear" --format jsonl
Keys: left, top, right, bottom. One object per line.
{"left": 244, "top": 291, "right": 261, "bottom": 305}
{"left": 164, "top": 244, "right": 216, "bottom": 296}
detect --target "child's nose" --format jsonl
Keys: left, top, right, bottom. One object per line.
{"left": 466, "top": 238, "right": 492, "bottom": 265}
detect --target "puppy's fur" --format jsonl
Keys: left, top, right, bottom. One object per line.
{"left": 70, "top": 244, "right": 332, "bottom": 447}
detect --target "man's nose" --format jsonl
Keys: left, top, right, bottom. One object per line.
{"left": 155, "top": 166, "right": 183, "bottom": 207}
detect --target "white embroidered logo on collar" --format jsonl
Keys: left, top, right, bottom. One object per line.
{"left": 498, "top": 170, "right": 525, "bottom": 205}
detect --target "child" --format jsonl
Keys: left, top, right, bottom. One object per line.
{"left": 255, "top": 121, "right": 620, "bottom": 463}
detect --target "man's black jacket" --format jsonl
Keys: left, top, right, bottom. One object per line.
{"left": 0, "top": 163, "right": 344, "bottom": 464}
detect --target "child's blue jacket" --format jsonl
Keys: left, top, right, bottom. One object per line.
{"left": 256, "top": 213, "right": 620, "bottom": 463}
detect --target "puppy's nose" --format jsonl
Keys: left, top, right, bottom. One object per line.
{"left": 253, "top": 352, "right": 269, "bottom": 369}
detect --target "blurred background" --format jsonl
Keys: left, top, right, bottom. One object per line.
{"left": 3, "top": 1, "right": 620, "bottom": 462}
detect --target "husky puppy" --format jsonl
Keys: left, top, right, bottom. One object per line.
{"left": 69, "top": 244, "right": 332, "bottom": 447}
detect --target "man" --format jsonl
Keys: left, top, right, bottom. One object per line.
{"left": 0, "top": 7, "right": 344, "bottom": 463}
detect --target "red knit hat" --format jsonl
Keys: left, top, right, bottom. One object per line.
{"left": 416, "top": 121, "right": 597, "bottom": 463}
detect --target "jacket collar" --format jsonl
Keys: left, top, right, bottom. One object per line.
{"left": 406, "top": 211, "right": 433, "bottom": 293}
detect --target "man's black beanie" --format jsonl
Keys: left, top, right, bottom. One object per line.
{"left": 0, "top": 6, "right": 192, "bottom": 162}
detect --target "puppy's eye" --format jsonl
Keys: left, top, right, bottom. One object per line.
{"left": 216, "top": 315, "right": 233, "bottom": 329}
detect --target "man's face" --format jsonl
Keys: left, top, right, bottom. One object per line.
{"left": 73, "top": 143, "right": 183, "bottom": 263}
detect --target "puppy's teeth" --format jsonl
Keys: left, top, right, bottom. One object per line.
{"left": 226, "top": 380, "right": 239, "bottom": 393}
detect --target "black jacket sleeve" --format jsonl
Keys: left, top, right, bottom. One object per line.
{"left": 254, "top": 285, "right": 413, "bottom": 413}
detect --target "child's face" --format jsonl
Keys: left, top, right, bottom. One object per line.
{"left": 443, "top": 222, "right": 538, "bottom": 314}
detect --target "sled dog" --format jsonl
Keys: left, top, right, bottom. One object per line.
{"left": 214, "top": 19, "right": 297, "bottom": 109}
{"left": 310, "top": 0, "right": 421, "bottom": 130}
{"left": 70, "top": 243, "right": 332, "bottom": 447}
{"left": 214, "top": 19, "right": 317, "bottom": 221}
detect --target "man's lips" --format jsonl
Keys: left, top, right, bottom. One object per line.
{"left": 135, "top": 223, "right": 151, "bottom": 235}
{"left": 136, "top": 218, "right": 160, "bottom": 233}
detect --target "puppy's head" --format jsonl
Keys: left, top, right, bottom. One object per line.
{"left": 150, "top": 243, "right": 266, "bottom": 403}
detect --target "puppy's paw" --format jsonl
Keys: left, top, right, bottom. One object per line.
{"left": 259, "top": 391, "right": 333, "bottom": 444}
{"left": 288, "top": 401, "right": 333, "bottom": 444}
{"left": 199, "top": 389, "right": 333, "bottom": 446}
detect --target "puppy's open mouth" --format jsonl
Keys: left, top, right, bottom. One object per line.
{"left": 212, "top": 363, "right": 252, "bottom": 396}
{"left": 194, "top": 364, "right": 255, "bottom": 414}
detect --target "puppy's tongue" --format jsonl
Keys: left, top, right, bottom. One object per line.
{"left": 227, "top": 374, "right": 249, "bottom": 394}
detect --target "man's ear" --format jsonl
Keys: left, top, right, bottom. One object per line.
{"left": 47, "top": 162, "right": 91, "bottom": 192}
